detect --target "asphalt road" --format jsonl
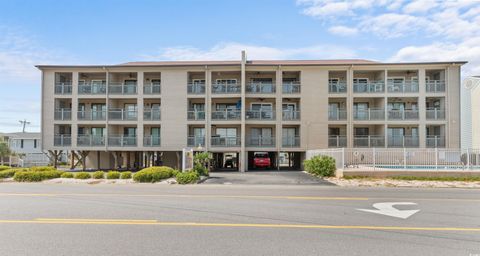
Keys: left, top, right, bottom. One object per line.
{"left": 0, "top": 183, "right": 479, "bottom": 256}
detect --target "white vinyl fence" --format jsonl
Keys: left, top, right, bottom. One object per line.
{"left": 306, "top": 148, "right": 480, "bottom": 171}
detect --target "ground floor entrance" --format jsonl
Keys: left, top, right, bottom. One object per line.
{"left": 247, "top": 151, "right": 303, "bottom": 171}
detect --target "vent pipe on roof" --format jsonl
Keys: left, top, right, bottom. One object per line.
{"left": 241, "top": 50, "right": 247, "bottom": 64}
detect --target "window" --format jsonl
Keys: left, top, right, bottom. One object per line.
{"left": 216, "top": 79, "right": 237, "bottom": 84}
{"left": 329, "top": 128, "right": 340, "bottom": 136}
{"left": 282, "top": 103, "right": 297, "bottom": 111}
{"left": 355, "top": 128, "right": 369, "bottom": 136}
{"left": 215, "top": 128, "right": 237, "bottom": 138}
{"left": 192, "top": 79, "right": 205, "bottom": 84}
{"left": 123, "top": 127, "right": 136, "bottom": 137}
{"left": 34, "top": 139, "right": 37, "bottom": 148}
{"left": 20, "top": 139, "right": 24, "bottom": 149}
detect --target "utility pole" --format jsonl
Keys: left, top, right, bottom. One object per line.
{"left": 19, "top": 119, "right": 30, "bottom": 133}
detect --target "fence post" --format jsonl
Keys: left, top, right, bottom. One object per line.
{"left": 435, "top": 147, "right": 438, "bottom": 171}
{"left": 341, "top": 147, "right": 345, "bottom": 170}
{"left": 373, "top": 147, "right": 376, "bottom": 171}
{"left": 403, "top": 147, "right": 407, "bottom": 170}
{"left": 467, "top": 148, "right": 470, "bottom": 170}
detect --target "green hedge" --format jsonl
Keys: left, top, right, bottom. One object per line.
{"left": 133, "top": 166, "right": 176, "bottom": 183}
{"left": 106, "top": 171, "right": 121, "bottom": 179}
{"left": 303, "top": 155, "right": 336, "bottom": 177}
{"left": 120, "top": 171, "right": 132, "bottom": 179}
{"left": 13, "top": 170, "right": 64, "bottom": 182}
{"left": 74, "top": 172, "right": 91, "bottom": 179}
{"left": 92, "top": 171, "right": 105, "bottom": 179}
{"left": 0, "top": 168, "right": 25, "bottom": 178}
{"left": 61, "top": 172, "right": 74, "bottom": 178}
{"left": 29, "top": 166, "right": 56, "bottom": 172}
{"left": 176, "top": 171, "right": 200, "bottom": 184}
{"left": 0, "top": 165, "right": 10, "bottom": 171}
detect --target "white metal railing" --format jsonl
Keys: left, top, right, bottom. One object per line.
{"left": 354, "top": 136, "right": 385, "bottom": 147}
{"left": 247, "top": 136, "right": 275, "bottom": 147}
{"left": 144, "top": 109, "right": 161, "bottom": 121}
{"left": 211, "top": 136, "right": 241, "bottom": 147}
{"left": 329, "top": 81, "right": 347, "bottom": 93}
{"left": 426, "top": 80, "right": 446, "bottom": 92}
{"left": 388, "top": 135, "right": 420, "bottom": 148}
{"left": 387, "top": 80, "right": 419, "bottom": 93}
{"left": 187, "top": 136, "right": 205, "bottom": 147}
{"left": 54, "top": 135, "right": 71, "bottom": 146}
{"left": 211, "top": 109, "right": 241, "bottom": 120}
{"left": 328, "top": 136, "right": 347, "bottom": 148}
{"left": 78, "top": 83, "right": 106, "bottom": 94}
{"left": 353, "top": 81, "right": 385, "bottom": 93}
{"left": 328, "top": 109, "right": 347, "bottom": 120}
{"left": 54, "top": 83, "right": 72, "bottom": 94}
{"left": 144, "top": 136, "right": 161, "bottom": 146}
{"left": 108, "top": 82, "right": 137, "bottom": 94}
{"left": 426, "top": 108, "right": 446, "bottom": 120}
{"left": 187, "top": 83, "right": 206, "bottom": 94}
{"left": 212, "top": 83, "right": 241, "bottom": 94}
{"left": 353, "top": 109, "right": 385, "bottom": 120}
{"left": 144, "top": 82, "right": 161, "bottom": 94}
{"left": 282, "top": 110, "right": 300, "bottom": 121}
{"left": 387, "top": 109, "right": 419, "bottom": 120}
{"left": 282, "top": 82, "right": 301, "bottom": 93}
{"left": 282, "top": 136, "right": 300, "bottom": 147}
{"left": 54, "top": 109, "right": 72, "bottom": 120}
{"left": 246, "top": 82, "right": 275, "bottom": 93}
{"left": 108, "top": 135, "right": 137, "bottom": 147}
{"left": 108, "top": 108, "right": 138, "bottom": 120}
{"left": 245, "top": 110, "right": 276, "bottom": 120}
{"left": 77, "top": 110, "right": 106, "bottom": 121}
{"left": 77, "top": 135, "right": 105, "bottom": 146}
{"left": 187, "top": 110, "right": 206, "bottom": 120}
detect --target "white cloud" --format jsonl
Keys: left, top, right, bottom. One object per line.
{"left": 328, "top": 25, "right": 358, "bottom": 36}
{"left": 403, "top": 0, "right": 438, "bottom": 13}
{"left": 359, "top": 13, "right": 434, "bottom": 38}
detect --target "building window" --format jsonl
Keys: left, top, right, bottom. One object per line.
{"left": 21, "top": 139, "right": 24, "bottom": 148}
{"left": 34, "top": 139, "right": 37, "bottom": 148}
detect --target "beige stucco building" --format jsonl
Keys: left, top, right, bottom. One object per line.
{"left": 37, "top": 52, "right": 465, "bottom": 171}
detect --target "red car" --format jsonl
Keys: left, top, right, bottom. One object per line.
{"left": 253, "top": 152, "right": 271, "bottom": 168}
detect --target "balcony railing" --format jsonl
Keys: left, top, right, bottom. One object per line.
{"left": 108, "top": 108, "right": 138, "bottom": 121}
{"left": 282, "top": 82, "right": 301, "bottom": 94}
{"left": 328, "top": 136, "right": 347, "bottom": 148}
{"left": 246, "top": 83, "right": 275, "bottom": 93}
{"left": 426, "top": 80, "right": 446, "bottom": 93}
{"left": 353, "top": 109, "right": 385, "bottom": 120}
{"left": 282, "top": 110, "right": 300, "bottom": 121}
{"left": 54, "top": 135, "right": 71, "bottom": 146}
{"left": 144, "top": 136, "right": 161, "bottom": 147}
{"left": 426, "top": 108, "right": 445, "bottom": 120}
{"left": 212, "top": 83, "right": 241, "bottom": 94}
{"left": 77, "top": 135, "right": 105, "bottom": 146}
{"left": 78, "top": 83, "right": 106, "bottom": 94}
{"left": 144, "top": 108, "right": 161, "bottom": 121}
{"left": 245, "top": 110, "right": 275, "bottom": 120}
{"left": 387, "top": 80, "right": 419, "bottom": 93}
{"left": 211, "top": 109, "right": 241, "bottom": 120}
{"left": 108, "top": 135, "right": 137, "bottom": 147}
{"left": 187, "top": 110, "right": 206, "bottom": 120}
{"left": 54, "top": 109, "right": 72, "bottom": 120}
{"left": 329, "top": 81, "right": 347, "bottom": 93}
{"left": 328, "top": 109, "right": 347, "bottom": 121}
{"left": 108, "top": 82, "right": 137, "bottom": 94}
{"left": 54, "top": 83, "right": 72, "bottom": 94}
{"left": 77, "top": 111, "right": 106, "bottom": 121}
{"left": 387, "top": 135, "right": 420, "bottom": 148}
{"left": 246, "top": 136, "right": 275, "bottom": 147}
{"left": 354, "top": 136, "right": 385, "bottom": 147}
{"left": 282, "top": 136, "right": 300, "bottom": 147}
{"left": 143, "top": 82, "right": 161, "bottom": 94}
{"left": 387, "top": 109, "right": 419, "bottom": 120}
{"left": 353, "top": 81, "right": 385, "bottom": 93}
{"left": 187, "top": 83, "right": 205, "bottom": 94}
{"left": 426, "top": 135, "right": 445, "bottom": 148}
{"left": 187, "top": 136, "right": 205, "bottom": 147}
{"left": 211, "top": 136, "right": 241, "bottom": 147}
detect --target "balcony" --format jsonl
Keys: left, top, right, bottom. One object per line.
{"left": 245, "top": 110, "right": 275, "bottom": 121}
{"left": 54, "top": 109, "right": 72, "bottom": 121}
{"left": 77, "top": 111, "right": 106, "bottom": 121}
{"left": 77, "top": 135, "right": 105, "bottom": 147}
{"left": 143, "top": 109, "right": 161, "bottom": 121}
{"left": 282, "top": 82, "right": 300, "bottom": 94}
{"left": 108, "top": 135, "right": 137, "bottom": 147}
{"left": 187, "top": 110, "right": 206, "bottom": 121}
{"left": 187, "top": 136, "right": 205, "bottom": 147}
{"left": 388, "top": 109, "right": 419, "bottom": 120}
{"left": 387, "top": 135, "right": 419, "bottom": 148}
{"left": 143, "top": 136, "right": 161, "bottom": 147}
{"left": 328, "top": 109, "right": 347, "bottom": 121}
{"left": 426, "top": 135, "right": 445, "bottom": 148}
{"left": 387, "top": 80, "right": 419, "bottom": 93}
{"left": 426, "top": 108, "right": 446, "bottom": 120}
{"left": 143, "top": 82, "right": 161, "bottom": 94}
{"left": 212, "top": 83, "right": 241, "bottom": 94}
{"left": 246, "top": 136, "right": 275, "bottom": 147}
{"left": 211, "top": 136, "right": 241, "bottom": 147}
{"left": 353, "top": 81, "right": 385, "bottom": 93}
{"left": 282, "top": 110, "right": 300, "bottom": 121}
{"left": 282, "top": 136, "right": 300, "bottom": 147}
{"left": 108, "top": 109, "right": 138, "bottom": 121}
{"left": 353, "top": 109, "right": 385, "bottom": 120}
{"left": 108, "top": 82, "right": 137, "bottom": 95}
{"left": 426, "top": 80, "right": 446, "bottom": 93}
{"left": 54, "top": 83, "right": 72, "bottom": 95}
{"left": 187, "top": 83, "right": 206, "bottom": 94}
{"left": 328, "top": 136, "right": 347, "bottom": 148}
{"left": 78, "top": 83, "right": 106, "bottom": 95}
{"left": 211, "top": 109, "right": 240, "bottom": 121}
{"left": 246, "top": 82, "right": 275, "bottom": 94}
{"left": 354, "top": 136, "right": 385, "bottom": 147}
{"left": 54, "top": 135, "right": 71, "bottom": 146}
{"left": 329, "top": 81, "right": 347, "bottom": 93}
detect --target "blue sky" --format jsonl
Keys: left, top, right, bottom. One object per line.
{"left": 0, "top": 0, "right": 479, "bottom": 132}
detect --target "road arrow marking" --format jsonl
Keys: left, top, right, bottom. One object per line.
{"left": 358, "top": 202, "right": 420, "bottom": 219}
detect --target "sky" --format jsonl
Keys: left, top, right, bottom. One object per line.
{"left": 0, "top": 0, "right": 479, "bottom": 132}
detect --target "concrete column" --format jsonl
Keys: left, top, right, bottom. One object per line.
{"left": 418, "top": 68, "right": 426, "bottom": 148}
{"left": 275, "top": 66, "right": 283, "bottom": 170}
{"left": 384, "top": 69, "right": 388, "bottom": 148}
{"left": 240, "top": 51, "right": 247, "bottom": 172}
{"left": 205, "top": 68, "right": 212, "bottom": 150}
{"left": 71, "top": 72, "right": 79, "bottom": 148}
{"left": 137, "top": 71, "right": 144, "bottom": 148}
{"left": 347, "top": 67, "right": 354, "bottom": 148}
{"left": 105, "top": 71, "right": 110, "bottom": 152}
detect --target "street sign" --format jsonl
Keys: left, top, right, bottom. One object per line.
{"left": 357, "top": 202, "right": 420, "bottom": 219}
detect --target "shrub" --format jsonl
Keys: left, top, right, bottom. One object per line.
{"left": 61, "top": 172, "right": 74, "bottom": 178}
{"left": 133, "top": 166, "right": 175, "bottom": 183}
{"left": 29, "top": 166, "right": 56, "bottom": 172}
{"left": 0, "top": 165, "right": 10, "bottom": 171}
{"left": 74, "top": 172, "right": 91, "bottom": 179}
{"left": 92, "top": 171, "right": 105, "bottom": 179}
{"left": 120, "top": 171, "right": 132, "bottom": 179}
{"left": 176, "top": 171, "right": 200, "bottom": 184}
{"left": 193, "top": 152, "right": 211, "bottom": 176}
{"left": 106, "top": 171, "right": 121, "bottom": 179}
{"left": 13, "top": 170, "right": 64, "bottom": 182}
{"left": 0, "top": 168, "right": 24, "bottom": 178}
{"left": 303, "top": 155, "right": 336, "bottom": 177}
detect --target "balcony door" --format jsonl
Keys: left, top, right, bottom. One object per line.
{"left": 124, "top": 80, "right": 137, "bottom": 93}
{"left": 123, "top": 127, "right": 136, "bottom": 137}
{"left": 216, "top": 128, "right": 237, "bottom": 138}
{"left": 124, "top": 103, "right": 137, "bottom": 120}
{"left": 251, "top": 103, "right": 273, "bottom": 119}
{"left": 91, "top": 103, "right": 106, "bottom": 120}
{"left": 354, "top": 103, "right": 369, "bottom": 119}
{"left": 251, "top": 128, "right": 272, "bottom": 145}
{"left": 282, "top": 127, "right": 297, "bottom": 146}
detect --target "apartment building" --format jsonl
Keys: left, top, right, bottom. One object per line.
{"left": 462, "top": 76, "right": 480, "bottom": 149}
{"left": 37, "top": 52, "right": 465, "bottom": 171}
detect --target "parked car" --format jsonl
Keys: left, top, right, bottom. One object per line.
{"left": 253, "top": 152, "right": 271, "bottom": 169}
{"left": 224, "top": 156, "right": 235, "bottom": 168}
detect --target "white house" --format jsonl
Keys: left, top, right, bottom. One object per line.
{"left": 0, "top": 132, "right": 50, "bottom": 167}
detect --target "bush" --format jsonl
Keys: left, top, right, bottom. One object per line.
{"left": 120, "top": 171, "right": 132, "bottom": 179}
{"left": 0, "top": 165, "right": 10, "bottom": 171}
{"left": 74, "top": 172, "right": 91, "bottom": 179}
{"left": 133, "top": 166, "right": 175, "bottom": 183}
{"left": 0, "top": 168, "right": 25, "bottom": 178}
{"left": 304, "top": 155, "right": 336, "bottom": 177}
{"left": 61, "top": 172, "right": 74, "bottom": 178}
{"left": 92, "top": 171, "right": 105, "bottom": 179}
{"left": 29, "top": 166, "right": 56, "bottom": 172}
{"left": 176, "top": 171, "right": 200, "bottom": 184}
{"left": 106, "top": 171, "right": 121, "bottom": 179}
{"left": 13, "top": 170, "right": 64, "bottom": 182}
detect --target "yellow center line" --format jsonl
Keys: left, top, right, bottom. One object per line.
{"left": 0, "top": 219, "right": 478, "bottom": 232}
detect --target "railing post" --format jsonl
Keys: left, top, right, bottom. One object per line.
{"left": 403, "top": 147, "right": 407, "bottom": 170}
{"left": 368, "top": 109, "right": 371, "bottom": 120}
{"left": 435, "top": 147, "right": 438, "bottom": 170}
{"left": 467, "top": 148, "right": 470, "bottom": 170}
{"left": 373, "top": 147, "right": 376, "bottom": 171}
{"left": 341, "top": 147, "right": 345, "bottom": 170}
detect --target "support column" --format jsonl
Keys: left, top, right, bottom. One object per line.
{"left": 276, "top": 66, "right": 282, "bottom": 171}
{"left": 347, "top": 67, "right": 354, "bottom": 148}
{"left": 205, "top": 68, "right": 212, "bottom": 150}
{"left": 418, "top": 68, "right": 427, "bottom": 148}
{"left": 137, "top": 71, "right": 144, "bottom": 148}
{"left": 71, "top": 71, "right": 79, "bottom": 148}
{"left": 240, "top": 51, "right": 247, "bottom": 172}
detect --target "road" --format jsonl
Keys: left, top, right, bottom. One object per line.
{"left": 0, "top": 183, "right": 479, "bottom": 256}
